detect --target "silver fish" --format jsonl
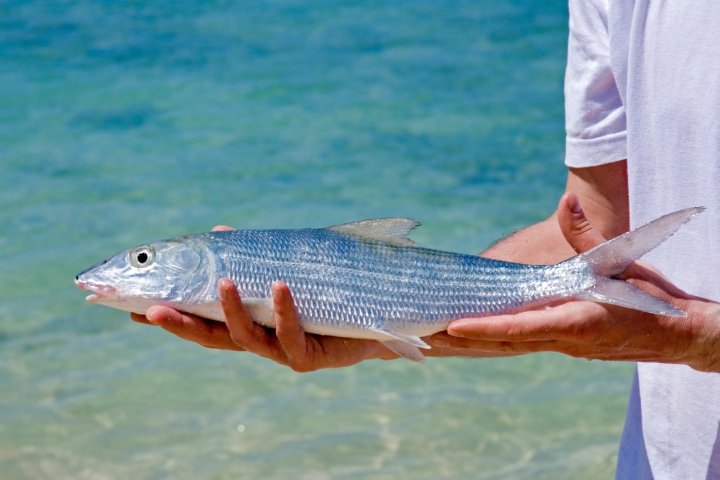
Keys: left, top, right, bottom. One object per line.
{"left": 75, "top": 208, "right": 702, "bottom": 362}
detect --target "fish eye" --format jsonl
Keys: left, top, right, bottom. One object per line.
{"left": 130, "top": 246, "right": 155, "bottom": 268}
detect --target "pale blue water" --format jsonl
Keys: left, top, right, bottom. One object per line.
{"left": 0, "top": 1, "right": 633, "bottom": 478}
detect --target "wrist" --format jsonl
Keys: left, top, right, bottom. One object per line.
{"left": 687, "top": 301, "right": 720, "bottom": 373}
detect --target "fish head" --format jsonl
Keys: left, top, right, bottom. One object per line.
{"left": 75, "top": 234, "right": 215, "bottom": 315}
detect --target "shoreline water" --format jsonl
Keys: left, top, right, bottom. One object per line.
{"left": 0, "top": 1, "right": 632, "bottom": 478}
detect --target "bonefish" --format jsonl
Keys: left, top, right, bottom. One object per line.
{"left": 75, "top": 208, "right": 702, "bottom": 362}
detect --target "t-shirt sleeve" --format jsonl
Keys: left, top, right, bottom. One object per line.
{"left": 565, "top": 0, "right": 627, "bottom": 167}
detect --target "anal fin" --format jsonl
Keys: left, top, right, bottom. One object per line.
{"left": 381, "top": 340, "right": 426, "bottom": 363}
{"left": 371, "top": 327, "right": 429, "bottom": 363}
{"left": 371, "top": 327, "right": 430, "bottom": 349}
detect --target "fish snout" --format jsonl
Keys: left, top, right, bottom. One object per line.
{"left": 75, "top": 278, "right": 117, "bottom": 303}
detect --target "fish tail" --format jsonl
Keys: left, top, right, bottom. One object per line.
{"left": 574, "top": 207, "right": 704, "bottom": 316}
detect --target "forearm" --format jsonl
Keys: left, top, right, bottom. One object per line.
{"left": 481, "top": 214, "right": 577, "bottom": 264}
{"left": 482, "top": 161, "right": 630, "bottom": 265}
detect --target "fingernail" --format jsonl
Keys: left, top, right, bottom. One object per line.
{"left": 446, "top": 325, "right": 475, "bottom": 339}
{"left": 271, "top": 281, "right": 290, "bottom": 303}
{"left": 144, "top": 307, "right": 159, "bottom": 325}
{"left": 218, "top": 278, "right": 230, "bottom": 290}
{"left": 447, "top": 330, "right": 469, "bottom": 339}
{"left": 568, "top": 193, "right": 582, "bottom": 214}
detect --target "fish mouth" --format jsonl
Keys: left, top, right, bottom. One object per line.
{"left": 74, "top": 278, "right": 117, "bottom": 303}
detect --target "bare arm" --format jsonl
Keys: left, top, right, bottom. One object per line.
{"left": 438, "top": 167, "right": 720, "bottom": 372}
{"left": 482, "top": 161, "right": 629, "bottom": 264}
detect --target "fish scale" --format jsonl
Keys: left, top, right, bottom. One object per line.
{"left": 75, "top": 208, "right": 702, "bottom": 362}
{"left": 214, "top": 229, "right": 588, "bottom": 328}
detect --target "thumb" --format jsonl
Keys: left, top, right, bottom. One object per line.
{"left": 557, "top": 192, "right": 607, "bottom": 254}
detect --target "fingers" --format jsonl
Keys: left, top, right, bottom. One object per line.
{"left": 271, "top": 281, "right": 389, "bottom": 370}
{"left": 212, "top": 225, "right": 235, "bottom": 232}
{"left": 273, "top": 281, "right": 313, "bottom": 368}
{"left": 143, "top": 305, "right": 244, "bottom": 350}
{"left": 431, "top": 332, "right": 565, "bottom": 355}
{"left": 447, "top": 301, "right": 606, "bottom": 342}
{"left": 130, "top": 312, "right": 154, "bottom": 325}
{"left": 429, "top": 331, "right": 549, "bottom": 356}
{"left": 220, "top": 278, "right": 286, "bottom": 362}
{"left": 557, "top": 192, "right": 607, "bottom": 254}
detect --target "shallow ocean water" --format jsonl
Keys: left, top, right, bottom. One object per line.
{"left": 0, "top": 1, "right": 633, "bottom": 478}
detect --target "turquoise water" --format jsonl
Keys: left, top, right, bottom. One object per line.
{"left": 0, "top": 1, "right": 633, "bottom": 478}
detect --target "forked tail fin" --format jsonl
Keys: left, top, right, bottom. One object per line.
{"left": 575, "top": 207, "right": 704, "bottom": 316}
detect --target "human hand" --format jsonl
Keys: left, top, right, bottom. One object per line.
{"left": 130, "top": 225, "right": 396, "bottom": 371}
{"left": 434, "top": 193, "right": 720, "bottom": 372}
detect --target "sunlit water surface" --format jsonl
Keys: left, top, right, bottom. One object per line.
{"left": 0, "top": 1, "right": 633, "bottom": 478}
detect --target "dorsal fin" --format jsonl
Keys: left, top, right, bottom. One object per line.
{"left": 326, "top": 218, "right": 421, "bottom": 247}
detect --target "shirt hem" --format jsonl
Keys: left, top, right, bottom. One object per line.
{"left": 565, "top": 130, "right": 628, "bottom": 167}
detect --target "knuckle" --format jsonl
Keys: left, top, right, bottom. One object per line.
{"left": 228, "top": 332, "right": 248, "bottom": 349}
{"left": 506, "top": 323, "right": 527, "bottom": 342}
{"left": 571, "top": 221, "right": 593, "bottom": 236}
{"left": 289, "top": 360, "right": 314, "bottom": 373}
{"left": 568, "top": 319, "right": 600, "bottom": 342}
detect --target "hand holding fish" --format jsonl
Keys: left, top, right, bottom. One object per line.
{"left": 435, "top": 195, "right": 720, "bottom": 373}
{"left": 79, "top": 186, "right": 706, "bottom": 367}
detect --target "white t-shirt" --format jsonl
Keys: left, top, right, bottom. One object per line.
{"left": 564, "top": 0, "right": 720, "bottom": 478}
